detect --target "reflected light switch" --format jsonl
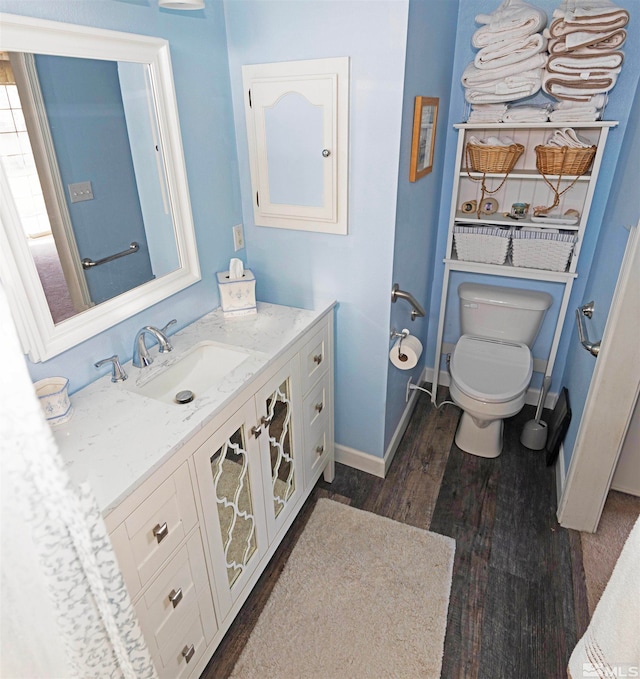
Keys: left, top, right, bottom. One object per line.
{"left": 68, "top": 181, "right": 94, "bottom": 203}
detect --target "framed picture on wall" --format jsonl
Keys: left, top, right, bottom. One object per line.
{"left": 409, "top": 96, "right": 439, "bottom": 182}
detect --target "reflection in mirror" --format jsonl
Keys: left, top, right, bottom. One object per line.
{"left": 0, "top": 51, "right": 179, "bottom": 324}
{"left": 0, "top": 14, "right": 200, "bottom": 363}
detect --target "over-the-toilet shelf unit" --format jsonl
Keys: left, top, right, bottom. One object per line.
{"left": 431, "top": 121, "right": 618, "bottom": 405}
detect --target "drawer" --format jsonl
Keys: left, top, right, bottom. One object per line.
{"left": 134, "top": 531, "right": 217, "bottom": 659}
{"left": 300, "top": 323, "right": 329, "bottom": 394}
{"left": 302, "top": 372, "right": 330, "bottom": 432}
{"left": 154, "top": 615, "right": 207, "bottom": 679}
{"left": 303, "top": 372, "right": 331, "bottom": 486}
{"left": 110, "top": 462, "right": 198, "bottom": 595}
{"left": 304, "top": 419, "right": 332, "bottom": 487}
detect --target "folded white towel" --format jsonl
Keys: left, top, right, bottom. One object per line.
{"left": 546, "top": 28, "right": 626, "bottom": 53}
{"left": 554, "top": 94, "right": 608, "bottom": 109}
{"left": 468, "top": 104, "right": 508, "bottom": 123}
{"left": 462, "top": 52, "right": 547, "bottom": 87}
{"left": 473, "top": 0, "right": 547, "bottom": 47}
{"left": 542, "top": 69, "right": 618, "bottom": 100}
{"left": 503, "top": 104, "right": 551, "bottom": 122}
{"left": 465, "top": 72, "right": 543, "bottom": 103}
{"left": 549, "top": 109, "right": 601, "bottom": 121}
{"left": 553, "top": 0, "right": 630, "bottom": 23}
{"left": 475, "top": 32, "right": 547, "bottom": 70}
{"left": 545, "top": 127, "right": 592, "bottom": 148}
{"left": 547, "top": 51, "right": 623, "bottom": 75}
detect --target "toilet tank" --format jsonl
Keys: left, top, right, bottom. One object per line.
{"left": 458, "top": 283, "right": 552, "bottom": 346}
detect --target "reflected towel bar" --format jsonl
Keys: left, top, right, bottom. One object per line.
{"left": 82, "top": 242, "right": 140, "bottom": 269}
{"left": 575, "top": 301, "right": 601, "bottom": 357}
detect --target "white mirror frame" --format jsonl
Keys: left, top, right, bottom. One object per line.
{"left": 0, "top": 13, "right": 201, "bottom": 362}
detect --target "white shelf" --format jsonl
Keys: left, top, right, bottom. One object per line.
{"left": 454, "top": 212, "right": 581, "bottom": 230}
{"left": 460, "top": 169, "right": 591, "bottom": 182}
{"left": 454, "top": 121, "right": 619, "bottom": 130}
{"left": 444, "top": 257, "right": 577, "bottom": 282}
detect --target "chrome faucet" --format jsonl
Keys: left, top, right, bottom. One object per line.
{"left": 132, "top": 319, "right": 176, "bottom": 368}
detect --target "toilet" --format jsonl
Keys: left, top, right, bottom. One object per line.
{"left": 448, "top": 283, "right": 552, "bottom": 458}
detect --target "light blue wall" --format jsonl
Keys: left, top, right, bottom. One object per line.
{"left": 384, "top": 0, "right": 459, "bottom": 451}
{"left": 35, "top": 54, "right": 154, "bottom": 304}
{"left": 561, "top": 82, "right": 640, "bottom": 473}
{"left": 224, "top": 0, "right": 410, "bottom": 457}
{"left": 1, "top": 0, "right": 244, "bottom": 393}
{"left": 426, "top": 0, "right": 640, "bottom": 400}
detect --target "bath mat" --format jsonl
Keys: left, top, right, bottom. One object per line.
{"left": 230, "top": 498, "right": 455, "bottom": 679}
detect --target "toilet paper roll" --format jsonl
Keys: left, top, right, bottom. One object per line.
{"left": 389, "top": 334, "right": 423, "bottom": 370}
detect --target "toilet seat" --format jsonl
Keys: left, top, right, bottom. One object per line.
{"left": 450, "top": 335, "right": 532, "bottom": 403}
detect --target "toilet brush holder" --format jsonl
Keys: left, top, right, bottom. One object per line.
{"left": 520, "top": 419, "right": 548, "bottom": 450}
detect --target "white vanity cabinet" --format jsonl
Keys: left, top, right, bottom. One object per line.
{"left": 99, "top": 306, "right": 335, "bottom": 679}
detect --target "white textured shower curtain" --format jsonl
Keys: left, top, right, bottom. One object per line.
{"left": 0, "top": 283, "right": 157, "bottom": 679}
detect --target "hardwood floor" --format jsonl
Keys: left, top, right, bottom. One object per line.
{"left": 201, "top": 391, "right": 589, "bottom": 678}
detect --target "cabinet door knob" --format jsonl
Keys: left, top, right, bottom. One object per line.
{"left": 313, "top": 353, "right": 323, "bottom": 365}
{"left": 168, "top": 587, "right": 183, "bottom": 608}
{"left": 314, "top": 402, "right": 323, "bottom": 413}
{"left": 182, "top": 644, "right": 195, "bottom": 664}
{"left": 322, "top": 149, "right": 331, "bottom": 158}
{"left": 315, "top": 444, "right": 324, "bottom": 455}
{"left": 260, "top": 415, "right": 272, "bottom": 427}
{"left": 251, "top": 425, "right": 262, "bottom": 438}
{"left": 152, "top": 522, "right": 169, "bottom": 544}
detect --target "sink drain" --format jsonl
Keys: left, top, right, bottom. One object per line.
{"left": 175, "top": 389, "right": 195, "bottom": 404}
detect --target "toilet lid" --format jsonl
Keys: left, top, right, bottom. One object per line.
{"left": 450, "top": 335, "right": 532, "bottom": 403}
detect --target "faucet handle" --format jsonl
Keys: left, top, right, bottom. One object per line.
{"left": 159, "top": 319, "right": 177, "bottom": 353}
{"left": 95, "top": 355, "right": 128, "bottom": 383}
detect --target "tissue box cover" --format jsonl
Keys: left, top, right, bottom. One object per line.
{"left": 216, "top": 269, "right": 257, "bottom": 317}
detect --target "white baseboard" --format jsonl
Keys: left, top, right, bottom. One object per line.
{"left": 334, "top": 443, "right": 385, "bottom": 478}
{"left": 382, "top": 367, "right": 427, "bottom": 476}
{"left": 555, "top": 443, "right": 566, "bottom": 510}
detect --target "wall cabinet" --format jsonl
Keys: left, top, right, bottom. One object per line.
{"left": 242, "top": 57, "right": 349, "bottom": 235}
{"left": 106, "top": 311, "right": 334, "bottom": 678}
{"left": 431, "top": 122, "right": 617, "bottom": 401}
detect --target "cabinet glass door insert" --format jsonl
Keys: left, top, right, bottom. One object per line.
{"left": 210, "top": 426, "right": 257, "bottom": 587}
{"left": 265, "top": 378, "right": 295, "bottom": 517}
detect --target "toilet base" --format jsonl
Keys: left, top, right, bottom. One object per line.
{"left": 454, "top": 411, "right": 503, "bottom": 458}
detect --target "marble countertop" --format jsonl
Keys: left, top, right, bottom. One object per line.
{"left": 54, "top": 301, "right": 335, "bottom": 515}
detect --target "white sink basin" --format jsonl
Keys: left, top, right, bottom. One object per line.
{"left": 127, "top": 341, "right": 250, "bottom": 404}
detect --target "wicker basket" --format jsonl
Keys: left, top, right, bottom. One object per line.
{"left": 535, "top": 145, "right": 596, "bottom": 176}
{"left": 466, "top": 143, "right": 524, "bottom": 174}
{"left": 453, "top": 225, "right": 511, "bottom": 265}
{"left": 511, "top": 229, "right": 578, "bottom": 271}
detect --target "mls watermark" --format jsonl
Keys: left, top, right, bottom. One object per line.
{"left": 582, "top": 663, "right": 640, "bottom": 678}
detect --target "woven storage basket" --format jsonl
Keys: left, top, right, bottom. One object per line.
{"left": 466, "top": 143, "right": 524, "bottom": 174}
{"left": 535, "top": 145, "right": 596, "bottom": 176}
{"left": 453, "top": 225, "right": 511, "bottom": 265}
{"left": 511, "top": 229, "right": 577, "bottom": 271}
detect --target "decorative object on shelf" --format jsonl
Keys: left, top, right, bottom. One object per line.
{"left": 453, "top": 225, "right": 511, "bottom": 265}
{"left": 510, "top": 227, "right": 578, "bottom": 271}
{"left": 463, "top": 0, "right": 548, "bottom": 105}
{"left": 409, "top": 97, "right": 439, "bottom": 182}
{"left": 34, "top": 376, "right": 73, "bottom": 426}
{"left": 534, "top": 127, "right": 597, "bottom": 215}
{"left": 480, "top": 197, "right": 499, "bottom": 215}
{"left": 543, "top": 0, "right": 629, "bottom": 107}
{"left": 461, "top": 200, "right": 478, "bottom": 214}
{"left": 511, "top": 202, "right": 530, "bottom": 217}
{"left": 465, "top": 135, "right": 524, "bottom": 218}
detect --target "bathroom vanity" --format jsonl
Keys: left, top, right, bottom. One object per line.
{"left": 55, "top": 301, "right": 335, "bottom": 678}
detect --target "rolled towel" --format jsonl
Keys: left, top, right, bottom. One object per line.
{"left": 544, "top": 127, "right": 592, "bottom": 148}
{"left": 467, "top": 135, "right": 518, "bottom": 146}
{"left": 542, "top": 69, "right": 618, "bottom": 101}
{"left": 547, "top": 28, "right": 626, "bottom": 53}
{"left": 547, "top": 51, "right": 623, "bottom": 76}
{"left": 462, "top": 52, "right": 547, "bottom": 87}
{"left": 475, "top": 32, "right": 548, "bottom": 70}
{"left": 473, "top": 0, "right": 547, "bottom": 47}
{"left": 503, "top": 104, "right": 551, "bottom": 122}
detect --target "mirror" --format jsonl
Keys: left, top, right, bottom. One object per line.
{"left": 0, "top": 14, "right": 200, "bottom": 362}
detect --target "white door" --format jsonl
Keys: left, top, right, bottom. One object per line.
{"left": 557, "top": 224, "right": 640, "bottom": 531}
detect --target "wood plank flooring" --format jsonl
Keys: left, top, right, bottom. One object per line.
{"left": 200, "top": 390, "right": 589, "bottom": 678}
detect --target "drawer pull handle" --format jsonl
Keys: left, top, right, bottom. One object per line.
{"left": 316, "top": 445, "right": 324, "bottom": 455}
{"left": 152, "top": 522, "right": 169, "bottom": 543}
{"left": 313, "top": 353, "right": 323, "bottom": 365}
{"left": 260, "top": 415, "right": 272, "bottom": 427}
{"left": 314, "top": 402, "right": 324, "bottom": 413}
{"left": 168, "top": 587, "right": 183, "bottom": 608}
{"left": 182, "top": 644, "right": 195, "bottom": 664}
{"left": 251, "top": 425, "right": 262, "bottom": 438}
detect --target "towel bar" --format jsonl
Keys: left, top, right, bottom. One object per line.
{"left": 391, "top": 284, "right": 425, "bottom": 321}
{"left": 82, "top": 242, "right": 140, "bottom": 269}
